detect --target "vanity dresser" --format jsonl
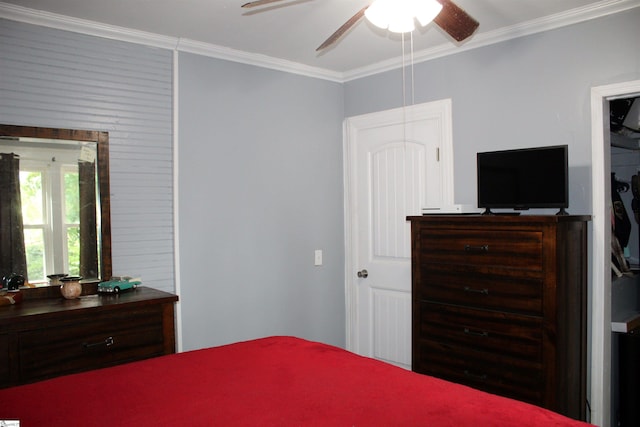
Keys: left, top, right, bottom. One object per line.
{"left": 0, "top": 285, "right": 178, "bottom": 388}
{"left": 0, "top": 125, "right": 178, "bottom": 389}
{"left": 407, "top": 214, "right": 590, "bottom": 420}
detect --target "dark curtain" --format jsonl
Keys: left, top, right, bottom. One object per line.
{"left": 79, "top": 160, "right": 98, "bottom": 279}
{"left": 0, "top": 153, "right": 27, "bottom": 281}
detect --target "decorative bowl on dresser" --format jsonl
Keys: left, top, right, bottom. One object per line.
{"left": 407, "top": 214, "right": 590, "bottom": 421}
{"left": 0, "top": 286, "right": 178, "bottom": 388}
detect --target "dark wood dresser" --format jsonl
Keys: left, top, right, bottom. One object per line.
{"left": 407, "top": 215, "right": 589, "bottom": 420}
{"left": 0, "top": 286, "right": 178, "bottom": 388}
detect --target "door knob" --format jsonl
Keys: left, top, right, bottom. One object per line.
{"left": 357, "top": 269, "right": 368, "bottom": 278}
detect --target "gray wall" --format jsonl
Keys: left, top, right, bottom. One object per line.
{"left": 0, "top": 19, "right": 175, "bottom": 292}
{"left": 345, "top": 9, "right": 640, "bottom": 216}
{"left": 177, "top": 52, "right": 346, "bottom": 350}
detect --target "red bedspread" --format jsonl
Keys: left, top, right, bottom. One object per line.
{"left": 0, "top": 336, "right": 592, "bottom": 426}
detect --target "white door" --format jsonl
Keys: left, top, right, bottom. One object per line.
{"left": 344, "top": 100, "right": 454, "bottom": 369}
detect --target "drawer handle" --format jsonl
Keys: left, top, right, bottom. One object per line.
{"left": 464, "top": 244, "right": 489, "bottom": 253}
{"left": 464, "top": 370, "right": 488, "bottom": 381}
{"left": 464, "top": 328, "right": 489, "bottom": 338}
{"left": 83, "top": 336, "right": 114, "bottom": 349}
{"left": 463, "top": 286, "right": 489, "bottom": 295}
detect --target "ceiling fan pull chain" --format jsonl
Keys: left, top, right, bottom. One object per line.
{"left": 401, "top": 31, "right": 406, "bottom": 109}
{"left": 401, "top": 32, "right": 408, "bottom": 150}
{"left": 411, "top": 31, "right": 415, "bottom": 106}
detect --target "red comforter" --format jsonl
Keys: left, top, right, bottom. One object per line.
{"left": 0, "top": 336, "right": 592, "bottom": 426}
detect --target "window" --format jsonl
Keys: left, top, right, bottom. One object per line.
{"left": 20, "top": 160, "right": 80, "bottom": 283}
{"left": 20, "top": 169, "right": 45, "bottom": 281}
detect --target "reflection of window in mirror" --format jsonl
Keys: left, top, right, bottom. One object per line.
{"left": 1, "top": 140, "right": 95, "bottom": 284}
{"left": 20, "top": 162, "right": 81, "bottom": 282}
{"left": 0, "top": 125, "right": 110, "bottom": 285}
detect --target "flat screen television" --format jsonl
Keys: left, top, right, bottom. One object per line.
{"left": 476, "top": 145, "right": 568, "bottom": 214}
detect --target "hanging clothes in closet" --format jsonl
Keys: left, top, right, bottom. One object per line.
{"left": 612, "top": 173, "right": 632, "bottom": 274}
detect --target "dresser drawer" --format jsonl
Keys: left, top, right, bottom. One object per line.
{"left": 414, "top": 338, "right": 543, "bottom": 405}
{"left": 18, "top": 305, "right": 165, "bottom": 383}
{"left": 417, "top": 228, "right": 543, "bottom": 270}
{"left": 416, "top": 263, "right": 543, "bottom": 316}
{"left": 415, "top": 302, "right": 543, "bottom": 359}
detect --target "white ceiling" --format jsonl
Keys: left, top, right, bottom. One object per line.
{"left": 1, "top": 0, "right": 639, "bottom": 80}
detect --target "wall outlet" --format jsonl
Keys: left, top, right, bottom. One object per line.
{"left": 314, "top": 249, "right": 323, "bottom": 266}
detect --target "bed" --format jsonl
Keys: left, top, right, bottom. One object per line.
{"left": 0, "top": 336, "right": 592, "bottom": 426}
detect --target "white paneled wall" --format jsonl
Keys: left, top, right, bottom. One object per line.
{"left": 0, "top": 19, "right": 175, "bottom": 292}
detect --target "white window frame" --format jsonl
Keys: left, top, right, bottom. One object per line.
{"left": 20, "top": 154, "right": 79, "bottom": 282}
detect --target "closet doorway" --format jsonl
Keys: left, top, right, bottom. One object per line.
{"left": 610, "top": 95, "right": 640, "bottom": 427}
{"left": 591, "top": 80, "right": 640, "bottom": 427}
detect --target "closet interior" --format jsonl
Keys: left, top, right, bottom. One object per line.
{"left": 610, "top": 95, "right": 640, "bottom": 427}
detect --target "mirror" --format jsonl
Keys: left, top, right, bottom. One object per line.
{"left": 0, "top": 124, "right": 112, "bottom": 285}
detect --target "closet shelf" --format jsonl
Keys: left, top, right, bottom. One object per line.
{"left": 611, "top": 132, "right": 640, "bottom": 150}
{"left": 612, "top": 311, "right": 640, "bottom": 333}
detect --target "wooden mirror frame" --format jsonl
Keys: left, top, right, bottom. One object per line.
{"left": 0, "top": 124, "right": 112, "bottom": 284}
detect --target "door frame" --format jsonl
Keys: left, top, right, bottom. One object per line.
{"left": 590, "top": 79, "right": 640, "bottom": 427}
{"left": 343, "top": 100, "right": 454, "bottom": 353}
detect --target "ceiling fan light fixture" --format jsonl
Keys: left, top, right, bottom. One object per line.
{"left": 363, "top": 0, "right": 392, "bottom": 30}
{"left": 414, "top": 1, "right": 443, "bottom": 27}
{"left": 388, "top": 15, "right": 416, "bottom": 34}
{"left": 365, "top": 0, "right": 443, "bottom": 34}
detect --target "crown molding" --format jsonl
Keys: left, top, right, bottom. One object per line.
{"left": 343, "top": 0, "right": 640, "bottom": 81}
{"left": 176, "top": 38, "right": 343, "bottom": 83}
{"left": 0, "top": 2, "right": 178, "bottom": 49}
{"left": 0, "top": 2, "right": 343, "bottom": 83}
{"left": 0, "top": 2, "right": 343, "bottom": 82}
{"left": 1, "top": 0, "right": 639, "bottom": 83}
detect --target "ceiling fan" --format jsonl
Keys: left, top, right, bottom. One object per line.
{"left": 241, "top": 0, "right": 479, "bottom": 52}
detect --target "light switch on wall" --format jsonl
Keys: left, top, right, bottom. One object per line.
{"left": 314, "top": 249, "right": 323, "bottom": 266}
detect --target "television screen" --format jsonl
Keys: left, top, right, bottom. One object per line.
{"left": 477, "top": 145, "right": 568, "bottom": 212}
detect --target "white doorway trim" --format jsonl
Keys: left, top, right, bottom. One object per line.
{"left": 343, "top": 100, "right": 454, "bottom": 353}
{"left": 590, "top": 79, "right": 640, "bottom": 427}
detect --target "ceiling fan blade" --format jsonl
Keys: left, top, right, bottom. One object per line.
{"left": 241, "top": 0, "right": 287, "bottom": 8}
{"left": 316, "top": 6, "right": 368, "bottom": 52}
{"left": 433, "top": 0, "right": 479, "bottom": 42}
